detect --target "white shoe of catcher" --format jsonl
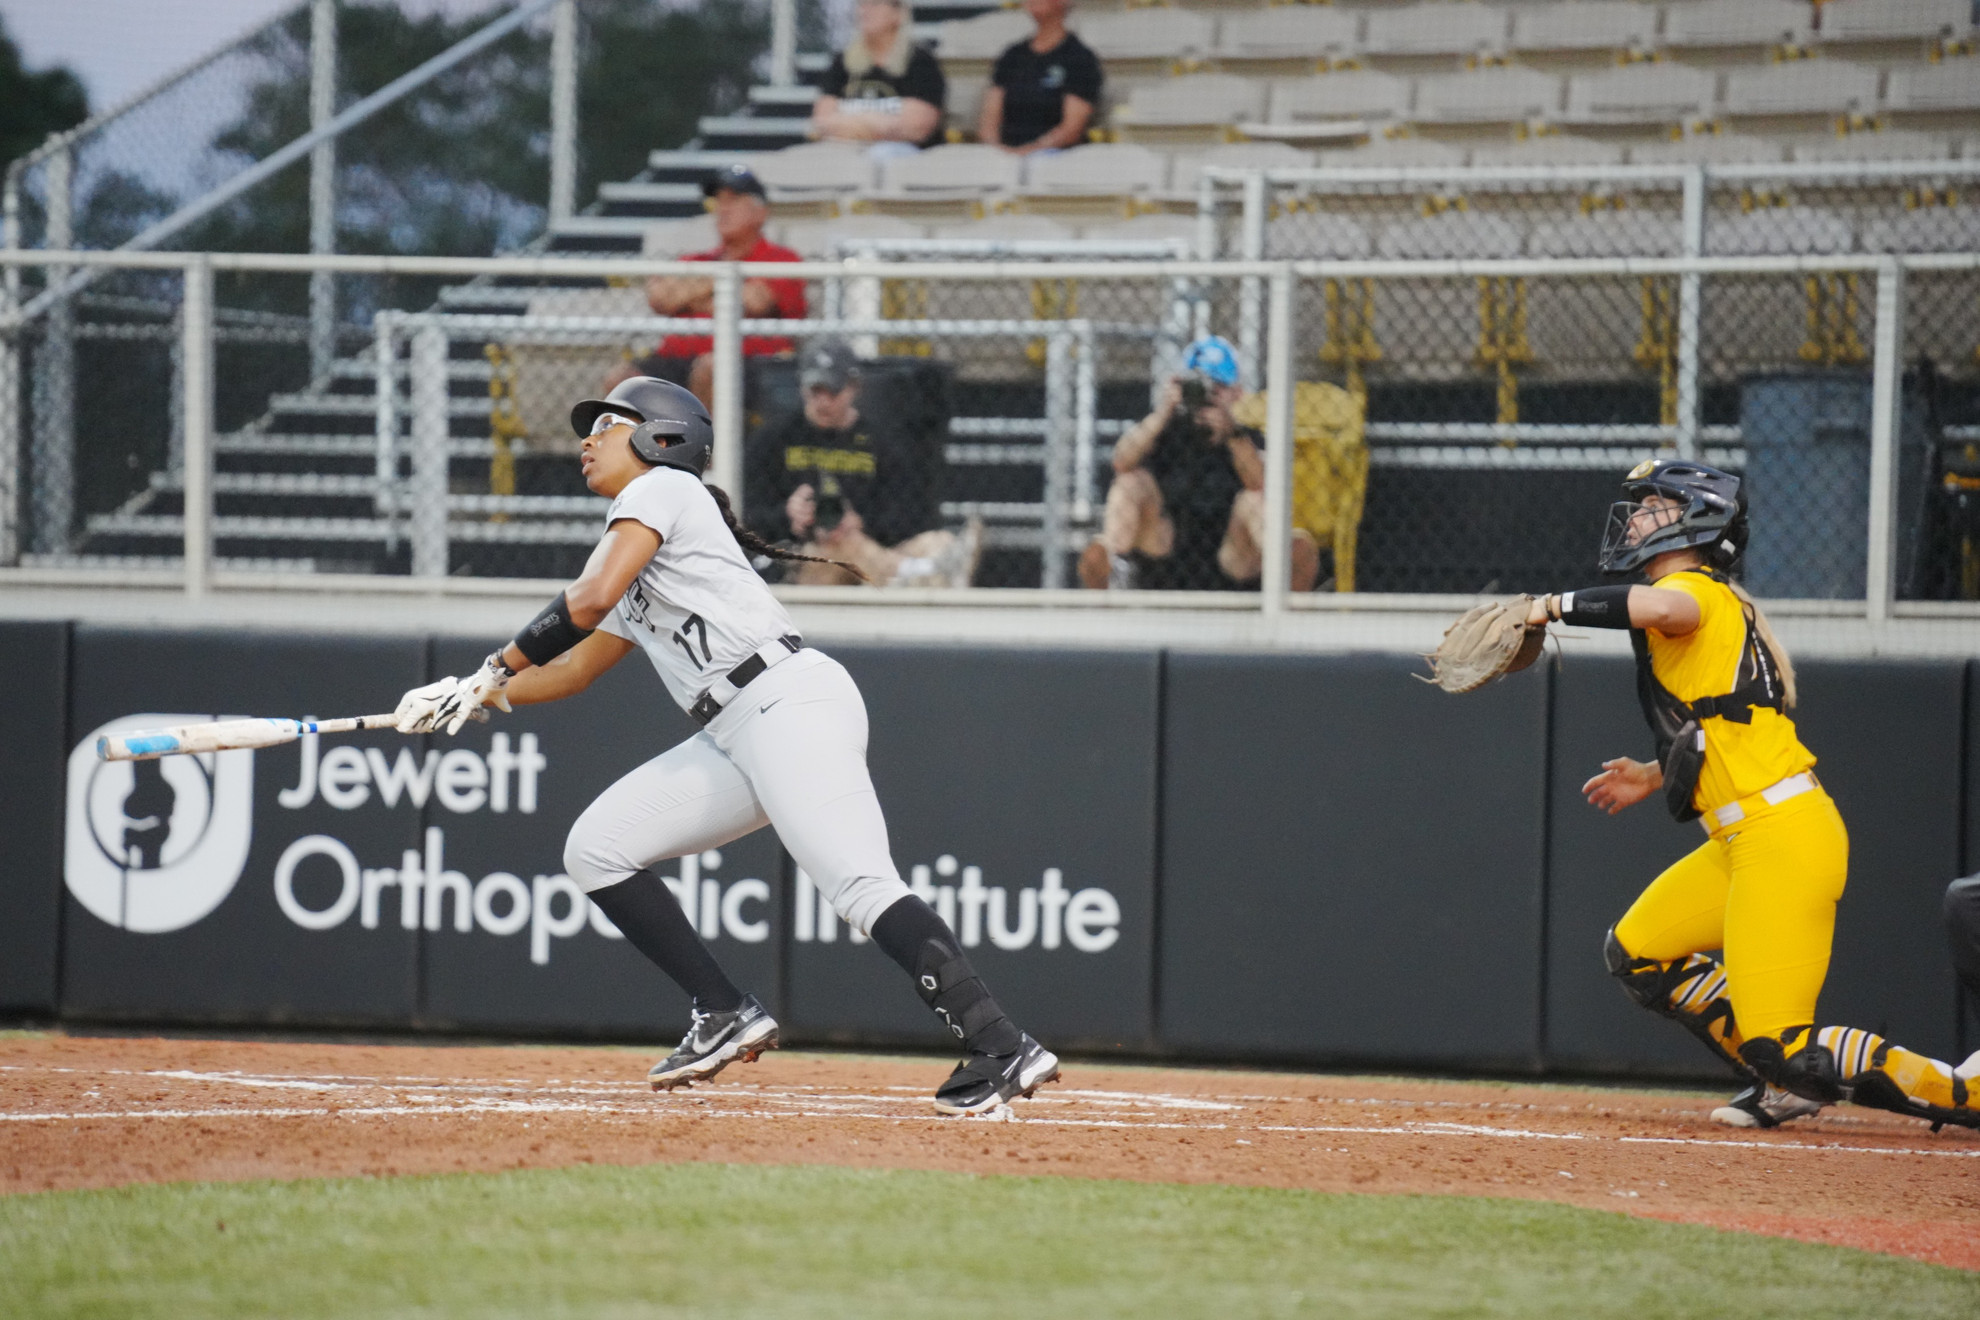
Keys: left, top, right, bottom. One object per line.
{"left": 1710, "top": 1083, "right": 1825, "bottom": 1129}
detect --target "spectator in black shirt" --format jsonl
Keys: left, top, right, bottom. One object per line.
{"left": 747, "top": 338, "right": 982, "bottom": 587}
{"left": 979, "top": 0, "right": 1102, "bottom": 154}
{"left": 811, "top": 0, "right": 947, "bottom": 155}
{"left": 1078, "top": 336, "right": 1321, "bottom": 592}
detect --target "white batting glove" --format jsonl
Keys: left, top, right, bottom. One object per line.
{"left": 394, "top": 676, "right": 463, "bottom": 734}
{"left": 434, "top": 653, "right": 514, "bottom": 736}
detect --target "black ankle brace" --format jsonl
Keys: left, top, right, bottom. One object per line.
{"left": 871, "top": 896, "right": 1022, "bottom": 1057}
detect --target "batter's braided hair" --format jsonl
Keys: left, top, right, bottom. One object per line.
{"left": 704, "top": 483, "right": 868, "bottom": 583}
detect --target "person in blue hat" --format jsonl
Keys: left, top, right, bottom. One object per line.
{"left": 603, "top": 166, "right": 806, "bottom": 408}
{"left": 1078, "top": 335, "right": 1321, "bottom": 592}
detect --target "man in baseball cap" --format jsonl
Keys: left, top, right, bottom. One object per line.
{"left": 602, "top": 165, "right": 804, "bottom": 408}
{"left": 799, "top": 337, "right": 861, "bottom": 394}
{"left": 744, "top": 337, "right": 981, "bottom": 588}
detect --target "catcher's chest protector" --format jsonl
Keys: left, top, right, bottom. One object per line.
{"left": 1631, "top": 569, "right": 1786, "bottom": 823}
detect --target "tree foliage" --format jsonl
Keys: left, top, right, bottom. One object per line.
{"left": 191, "top": 0, "right": 767, "bottom": 261}
{"left": 0, "top": 15, "right": 89, "bottom": 172}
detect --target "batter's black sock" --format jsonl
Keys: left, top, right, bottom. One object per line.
{"left": 587, "top": 870, "right": 744, "bottom": 1013}
{"left": 871, "top": 895, "right": 1022, "bottom": 1057}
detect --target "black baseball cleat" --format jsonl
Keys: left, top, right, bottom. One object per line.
{"left": 933, "top": 1032, "right": 1060, "bottom": 1116}
{"left": 649, "top": 993, "right": 779, "bottom": 1092}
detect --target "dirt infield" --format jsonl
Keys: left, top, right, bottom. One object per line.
{"left": 3, "top": 1033, "right": 1976, "bottom": 1272}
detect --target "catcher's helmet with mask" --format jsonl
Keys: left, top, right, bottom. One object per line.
{"left": 570, "top": 377, "right": 714, "bottom": 475}
{"left": 1598, "top": 458, "right": 1748, "bottom": 576}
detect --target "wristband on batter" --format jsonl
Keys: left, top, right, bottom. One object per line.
{"left": 1554, "top": 584, "right": 1635, "bottom": 629}
{"left": 512, "top": 591, "right": 594, "bottom": 667}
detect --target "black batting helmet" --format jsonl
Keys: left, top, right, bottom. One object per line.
{"left": 1598, "top": 457, "right": 1748, "bottom": 576}
{"left": 569, "top": 377, "right": 713, "bottom": 475}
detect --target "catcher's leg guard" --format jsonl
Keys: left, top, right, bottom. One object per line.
{"left": 1605, "top": 927, "right": 1751, "bottom": 1075}
{"left": 1745, "top": 1025, "right": 1979, "bottom": 1130}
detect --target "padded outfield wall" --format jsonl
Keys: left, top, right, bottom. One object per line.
{"left": 1, "top": 620, "right": 1971, "bottom": 1079}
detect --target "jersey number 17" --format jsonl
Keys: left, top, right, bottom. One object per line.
{"left": 671, "top": 613, "right": 712, "bottom": 667}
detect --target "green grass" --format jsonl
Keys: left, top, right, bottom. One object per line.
{"left": 3, "top": 1165, "right": 1973, "bottom": 1319}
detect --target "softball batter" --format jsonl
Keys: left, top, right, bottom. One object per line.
{"left": 392, "top": 377, "right": 1059, "bottom": 1114}
{"left": 1537, "top": 458, "right": 1977, "bottom": 1131}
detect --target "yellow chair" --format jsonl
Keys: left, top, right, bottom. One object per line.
{"left": 1232, "top": 381, "right": 1370, "bottom": 592}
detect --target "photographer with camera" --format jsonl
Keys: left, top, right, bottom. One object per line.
{"left": 746, "top": 338, "right": 981, "bottom": 588}
{"left": 1078, "top": 336, "right": 1321, "bottom": 592}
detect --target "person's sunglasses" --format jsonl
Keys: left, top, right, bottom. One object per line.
{"left": 588, "top": 412, "right": 640, "bottom": 436}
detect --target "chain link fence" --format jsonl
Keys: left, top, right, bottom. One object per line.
{"left": 1, "top": 250, "right": 1975, "bottom": 641}
{"left": 1201, "top": 162, "right": 1980, "bottom": 603}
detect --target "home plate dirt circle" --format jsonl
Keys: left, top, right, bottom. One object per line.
{"left": 2, "top": 1034, "right": 1975, "bottom": 1271}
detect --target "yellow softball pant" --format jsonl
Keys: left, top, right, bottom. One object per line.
{"left": 1613, "top": 788, "right": 1847, "bottom": 1046}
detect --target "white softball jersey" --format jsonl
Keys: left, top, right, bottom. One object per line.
{"left": 571, "top": 467, "right": 911, "bottom": 935}
{"left": 595, "top": 467, "right": 800, "bottom": 714}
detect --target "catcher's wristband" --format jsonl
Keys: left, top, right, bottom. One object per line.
{"left": 512, "top": 591, "right": 594, "bottom": 667}
{"left": 1556, "top": 585, "right": 1634, "bottom": 629}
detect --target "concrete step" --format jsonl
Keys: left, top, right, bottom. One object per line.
{"left": 216, "top": 433, "right": 507, "bottom": 459}
{"left": 695, "top": 116, "right": 808, "bottom": 151}
{"left": 267, "top": 393, "right": 492, "bottom": 418}
{"left": 87, "top": 513, "right": 604, "bottom": 545}
{"left": 594, "top": 179, "right": 707, "bottom": 219}
{"left": 597, "top": 180, "right": 705, "bottom": 205}
{"left": 747, "top": 85, "right": 820, "bottom": 115}
{"left": 645, "top": 149, "right": 755, "bottom": 182}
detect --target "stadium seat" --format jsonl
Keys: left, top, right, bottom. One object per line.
{"left": 1074, "top": 8, "right": 1215, "bottom": 64}
{"left": 1414, "top": 67, "right": 1564, "bottom": 123}
{"left": 1081, "top": 211, "right": 1202, "bottom": 249}
{"left": 1214, "top": 8, "right": 1363, "bottom": 64}
{"left": 1704, "top": 205, "right": 1853, "bottom": 254}
{"left": 1318, "top": 136, "right": 1471, "bottom": 168}
{"left": 1510, "top": 1, "right": 1658, "bottom": 54}
{"left": 641, "top": 214, "right": 719, "bottom": 256}
{"left": 1860, "top": 207, "right": 1980, "bottom": 252}
{"left": 1884, "top": 60, "right": 1980, "bottom": 113}
{"left": 1816, "top": 0, "right": 1975, "bottom": 44}
{"left": 1661, "top": 0, "right": 1815, "bottom": 50}
{"left": 879, "top": 143, "right": 1025, "bottom": 200}
{"left": 934, "top": 9, "right": 1032, "bottom": 61}
{"left": 748, "top": 143, "right": 876, "bottom": 201}
{"left": 1265, "top": 210, "right": 1375, "bottom": 259}
{"left": 1114, "top": 74, "right": 1267, "bottom": 129}
{"left": 946, "top": 74, "right": 989, "bottom": 136}
{"left": 1529, "top": 211, "right": 1683, "bottom": 257}
{"left": 1468, "top": 134, "right": 1627, "bottom": 167}
{"left": 1377, "top": 210, "right": 1525, "bottom": 258}
{"left": 1722, "top": 60, "right": 1881, "bottom": 118}
{"left": 1563, "top": 62, "right": 1718, "bottom": 124}
{"left": 1267, "top": 71, "right": 1414, "bottom": 124}
{"left": 1629, "top": 132, "right": 1788, "bottom": 164}
{"left": 1170, "top": 141, "right": 1313, "bottom": 194}
{"left": 1020, "top": 142, "right": 1168, "bottom": 197}
{"left": 775, "top": 212, "right": 928, "bottom": 258}
{"left": 1791, "top": 129, "right": 1956, "bottom": 162}
{"left": 1362, "top": 3, "right": 1510, "bottom": 57}
{"left": 931, "top": 213, "right": 1076, "bottom": 242}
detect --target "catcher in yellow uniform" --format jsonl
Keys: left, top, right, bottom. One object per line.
{"left": 1531, "top": 458, "right": 1978, "bottom": 1131}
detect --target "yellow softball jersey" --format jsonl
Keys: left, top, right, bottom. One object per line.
{"left": 1644, "top": 570, "right": 1816, "bottom": 815}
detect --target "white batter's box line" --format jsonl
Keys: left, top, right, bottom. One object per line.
{"left": 1618, "top": 1135, "right": 1980, "bottom": 1158}
{"left": 5, "top": 1100, "right": 1976, "bottom": 1157}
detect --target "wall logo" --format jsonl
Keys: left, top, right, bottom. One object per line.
{"left": 64, "top": 715, "right": 255, "bottom": 934}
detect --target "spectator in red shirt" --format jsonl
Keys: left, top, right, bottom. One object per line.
{"left": 604, "top": 166, "right": 807, "bottom": 409}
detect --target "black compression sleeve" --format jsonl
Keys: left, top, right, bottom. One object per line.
{"left": 512, "top": 591, "right": 594, "bottom": 667}
{"left": 1557, "top": 584, "right": 1635, "bottom": 629}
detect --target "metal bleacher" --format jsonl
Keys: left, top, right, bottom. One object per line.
{"left": 63, "top": 0, "right": 1980, "bottom": 585}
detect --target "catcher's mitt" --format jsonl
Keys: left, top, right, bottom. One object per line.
{"left": 1419, "top": 594, "right": 1546, "bottom": 694}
